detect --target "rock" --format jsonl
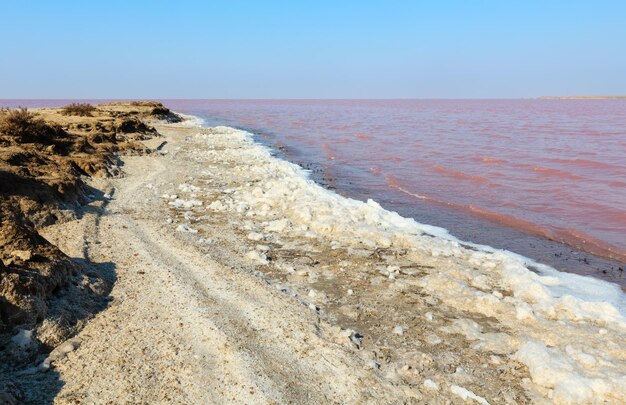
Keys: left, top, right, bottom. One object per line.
{"left": 10, "top": 250, "right": 32, "bottom": 261}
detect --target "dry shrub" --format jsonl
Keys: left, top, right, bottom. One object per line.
{"left": 0, "top": 108, "right": 61, "bottom": 143}
{"left": 62, "top": 103, "right": 96, "bottom": 117}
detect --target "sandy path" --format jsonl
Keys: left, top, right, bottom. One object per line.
{"left": 42, "top": 127, "right": 405, "bottom": 404}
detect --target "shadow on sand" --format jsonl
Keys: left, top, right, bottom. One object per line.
{"left": 1, "top": 187, "right": 119, "bottom": 404}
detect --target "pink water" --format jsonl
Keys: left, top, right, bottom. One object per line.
{"left": 165, "top": 99, "right": 626, "bottom": 264}
{"left": 2, "top": 99, "right": 625, "bottom": 284}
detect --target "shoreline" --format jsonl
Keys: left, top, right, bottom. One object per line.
{"left": 139, "top": 116, "right": 625, "bottom": 402}
{"left": 167, "top": 117, "right": 624, "bottom": 400}
{"left": 2, "top": 98, "right": 625, "bottom": 271}
{"left": 212, "top": 121, "right": 626, "bottom": 289}
{"left": 1, "top": 103, "right": 625, "bottom": 403}
{"left": 179, "top": 117, "right": 626, "bottom": 312}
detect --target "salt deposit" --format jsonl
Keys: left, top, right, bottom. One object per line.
{"left": 245, "top": 250, "right": 268, "bottom": 265}
{"left": 169, "top": 198, "right": 203, "bottom": 209}
{"left": 186, "top": 127, "right": 626, "bottom": 400}
{"left": 183, "top": 123, "right": 626, "bottom": 403}
{"left": 451, "top": 385, "right": 490, "bottom": 405}
{"left": 11, "top": 329, "right": 33, "bottom": 348}
{"left": 176, "top": 224, "right": 198, "bottom": 233}
{"left": 423, "top": 379, "right": 439, "bottom": 391}
{"left": 178, "top": 183, "right": 201, "bottom": 193}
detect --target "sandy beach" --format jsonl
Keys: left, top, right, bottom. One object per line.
{"left": 1, "top": 104, "right": 625, "bottom": 404}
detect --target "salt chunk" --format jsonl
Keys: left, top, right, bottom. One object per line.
{"left": 423, "top": 379, "right": 439, "bottom": 391}
{"left": 42, "top": 339, "right": 81, "bottom": 370}
{"left": 245, "top": 250, "right": 268, "bottom": 265}
{"left": 347, "top": 289, "right": 354, "bottom": 296}
{"left": 265, "top": 219, "right": 291, "bottom": 232}
{"left": 176, "top": 224, "right": 198, "bottom": 233}
{"left": 208, "top": 200, "right": 226, "bottom": 211}
{"left": 425, "top": 334, "right": 442, "bottom": 345}
{"left": 247, "top": 232, "right": 264, "bottom": 241}
{"left": 515, "top": 302, "right": 535, "bottom": 320}
{"left": 169, "top": 199, "right": 203, "bottom": 209}
{"left": 12, "top": 329, "right": 33, "bottom": 347}
{"left": 387, "top": 265, "right": 400, "bottom": 273}
{"left": 450, "top": 385, "right": 490, "bottom": 405}
{"left": 178, "top": 183, "right": 201, "bottom": 193}
{"left": 367, "top": 360, "right": 380, "bottom": 369}
{"left": 392, "top": 326, "right": 404, "bottom": 335}
{"left": 425, "top": 312, "right": 434, "bottom": 321}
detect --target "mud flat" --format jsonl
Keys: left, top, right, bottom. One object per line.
{"left": 2, "top": 107, "right": 625, "bottom": 403}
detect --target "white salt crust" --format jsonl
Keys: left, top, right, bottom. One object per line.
{"left": 185, "top": 122, "right": 626, "bottom": 404}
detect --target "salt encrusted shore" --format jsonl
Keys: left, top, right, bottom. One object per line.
{"left": 14, "top": 114, "right": 626, "bottom": 403}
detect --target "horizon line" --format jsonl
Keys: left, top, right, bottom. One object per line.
{"left": 1, "top": 96, "right": 626, "bottom": 101}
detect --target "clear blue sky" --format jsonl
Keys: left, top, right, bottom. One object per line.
{"left": 1, "top": 1, "right": 625, "bottom": 98}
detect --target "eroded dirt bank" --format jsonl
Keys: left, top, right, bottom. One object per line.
{"left": 0, "top": 101, "right": 180, "bottom": 403}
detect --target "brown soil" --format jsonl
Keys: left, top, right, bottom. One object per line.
{"left": 0, "top": 101, "right": 180, "bottom": 402}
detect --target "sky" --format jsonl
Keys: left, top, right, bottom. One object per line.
{"left": 1, "top": 1, "right": 625, "bottom": 99}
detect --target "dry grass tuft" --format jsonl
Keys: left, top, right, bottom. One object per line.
{"left": 0, "top": 108, "right": 62, "bottom": 143}
{"left": 62, "top": 103, "right": 96, "bottom": 117}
